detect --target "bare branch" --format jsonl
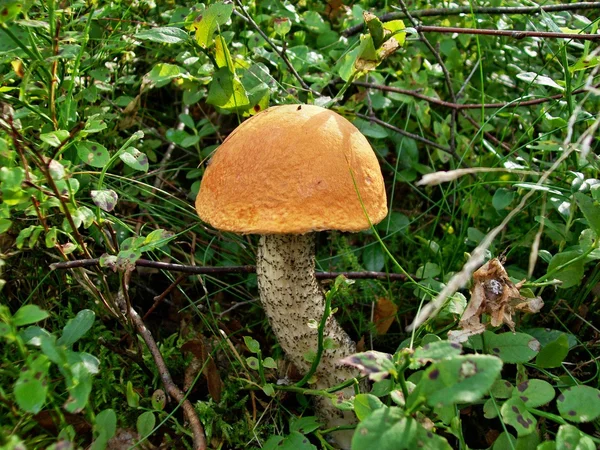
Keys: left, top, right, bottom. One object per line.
{"left": 49, "top": 258, "right": 407, "bottom": 281}
{"left": 353, "top": 81, "right": 593, "bottom": 110}
{"left": 343, "top": 3, "right": 600, "bottom": 36}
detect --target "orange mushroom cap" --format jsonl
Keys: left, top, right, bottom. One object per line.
{"left": 196, "top": 104, "right": 388, "bottom": 234}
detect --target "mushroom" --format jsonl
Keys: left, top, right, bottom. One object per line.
{"left": 195, "top": 104, "right": 387, "bottom": 448}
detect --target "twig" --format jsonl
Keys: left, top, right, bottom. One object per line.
{"left": 143, "top": 273, "right": 187, "bottom": 320}
{"left": 397, "top": 0, "right": 457, "bottom": 154}
{"left": 124, "top": 288, "right": 207, "bottom": 450}
{"left": 354, "top": 112, "right": 454, "bottom": 155}
{"left": 353, "top": 81, "right": 593, "bottom": 110}
{"left": 49, "top": 258, "right": 407, "bottom": 280}
{"left": 233, "top": 0, "right": 320, "bottom": 97}
{"left": 414, "top": 26, "right": 600, "bottom": 42}
{"left": 343, "top": 3, "right": 600, "bottom": 36}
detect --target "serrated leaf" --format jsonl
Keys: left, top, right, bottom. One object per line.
{"left": 135, "top": 26, "right": 188, "bottom": 44}
{"left": 77, "top": 141, "right": 110, "bottom": 168}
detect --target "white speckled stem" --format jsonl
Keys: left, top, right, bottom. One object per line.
{"left": 256, "top": 234, "right": 359, "bottom": 449}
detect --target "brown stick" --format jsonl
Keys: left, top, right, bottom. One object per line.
{"left": 126, "top": 298, "right": 207, "bottom": 450}
{"left": 343, "top": 3, "right": 600, "bottom": 36}
{"left": 353, "top": 81, "right": 592, "bottom": 110}
{"left": 354, "top": 113, "right": 454, "bottom": 155}
{"left": 414, "top": 25, "right": 600, "bottom": 41}
{"left": 49, "top": 258, "right": 407, "bottom": 281}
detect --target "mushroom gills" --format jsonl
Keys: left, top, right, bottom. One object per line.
{"left": 256, "top": 233, "right": 359, "bottom": 449}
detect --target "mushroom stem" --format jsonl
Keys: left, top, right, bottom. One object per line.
{"left": 256, "top": 233, "right": 359, "bottom": 448}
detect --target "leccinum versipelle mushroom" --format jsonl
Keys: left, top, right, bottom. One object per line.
{"left": 195, "top": 104, "right": 387, "bottom": 448}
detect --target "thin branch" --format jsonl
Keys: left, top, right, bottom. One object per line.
{"left": 233, "top": 1, "right": 320, "bottom": 97}
{"left": 354, "top": 112, "right": 454, "bottom": 155}
{"left": 49, "top": 258, "right": 407, "bottom": 281}
{"left": 397, "top": 0, "right": 457, "bottom": 154}
{"left": 414, "top": 26, "right": 600, "bottom": 41}
{"left": 353, "top": 81, "right": 593, "bottom": 110}
{"left": 343, "top": 3, "right": 600, "bottom": 36}
{"left": 124, "top": 288, "right": 207, "bottom": 450}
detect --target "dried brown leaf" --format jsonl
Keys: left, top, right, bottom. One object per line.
{"left": 373, "top": 297, "right": 398, "bottom": 335}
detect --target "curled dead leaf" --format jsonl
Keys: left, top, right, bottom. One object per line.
{"left": 449, "top": 258, "right": 544, "bottom": 343}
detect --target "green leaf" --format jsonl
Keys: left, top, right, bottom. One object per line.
{"left": 574, "top": 192, "right": 600, "bottom": 236}
{"left": 13, "top": 355, "right": 50, "bottom": 413}
{"left": 0, "top": 166, "right": 25, "bottom": 190}
{"left": 206, "top": 67, "right": 250, "bottom": 110}
{"left": 501, "top": 397, "right": 537, "bottom": 437}
{"left": 77, "top": 141, "right": 110, "bottom": 168}
{"left": 290, "top": 416, "right": 321, "bottom": 434}
{"left": 243, "top": 336, "right": 260, "bottom": 353}
{"left": 535, "top": 333, "right": 569, "bottom": 368}
{"left": 137, "top": 411, "right": 156, "bottom": 438}
{"left": 144, "top": 63, "right": 188, "bottom": 88}
{"left": 246, "top": 356, "right": 259, "bottom": 370}
{"left": 45, "top": 228, "right": 57, "bottom": 248}
{"left": 262, "top": 357, "right": 277, "bottom": 369}
{"left": 0, "top": 218, "right": 11, "bottom": 234}
{"left": 262, "top": 383, "right": 274, "bottom": 397}
{"left": 192, "top": 2, "right": 234, "bottom": 48}
{"left": 484, "top": 331, "right": 540, "bottom": 364}
{"left": 95, "top": 409, "right": 117, "bottom": 441}
{"left": 408, "top": 355, "right": 502, "bottom": 409}
{"left": 151, "top": 389, "right": 166, "bottom": 411}
{"left": 512, "top": 379, "right": 555, "bottom": 408}
{"left": 412, "top": 341, "right": 462, "bottom": 366}
{"left": 557, "top": 386, "right": 600, "bottom": 423}
{"left": 119, "top": 147, "right": 149, "bottom": 172}
{"left": 364, "top": 12, "right": 385, "bottom": 48}
{"left": 547, "top": 251, "right": 585, "bottom": 289}
{"left": 57, "top": 309, "right": 95, "bottom": 347}
{"left": 13, "top": 304, "right": 49, "bottom": 327}
{"left": 492, "top": 188, "right": 515, "bottom": 210}
{"left": 40, "top": 130, "right": 69, "bottom": 147}
{"left": 353, "top": 393, "right": 385, "bottom": 421}
{"left": 135, "top": 26, "right": 188, "bottom": 44}
{"left": 362, "top": 245, "right": 385, "bottom": 272}
{"left": 91, "top": 189, "right": 118, "bottom": 212}
{"left": 126, "top": 381, "right": 140, "bottom": 408}
{"left": 341, "top": 351, "right": 395, "bottom": 382}
{"left": 556, "top": 424, "right": 596, "bottom": 450}
{"left": 353, "top": 407, "right": 452, "bottom": 450}
{"left": 0, "top": 1, "right": 24, "bottom": 24}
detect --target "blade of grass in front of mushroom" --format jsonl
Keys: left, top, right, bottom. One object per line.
{"left": 343, "top": 152, "right": 430, "bottom": 349}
